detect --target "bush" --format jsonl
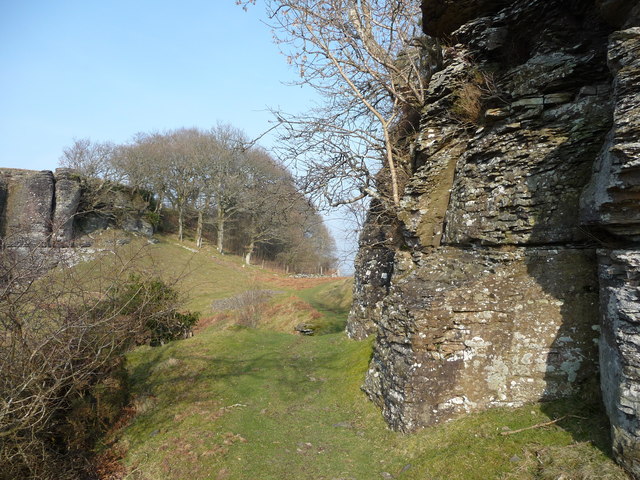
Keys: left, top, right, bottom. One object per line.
{"left": 0, "top": 249, "right": 198, "bottom": 479}
{"left": 451, "top": 69, "right": 498, "bottom": 125}
{"left": 104, "top": 274, "right": 199, "bottom": 345}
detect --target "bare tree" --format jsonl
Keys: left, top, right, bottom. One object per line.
{"left": 59, "top": 138, "right": 121, "bottom": 181}
{"left": 58, "top": 126, "right": 338, "bottom": 270}
{"left": 206, "top": 124, "right": 249, "bottom": 253}
{"left": 113, "top": 132, "right": 172, "bottom": 216}
{"left": 239, "top": 0, "right": 436, "bottom": 209}
{"left": 239, "top": 149, "right": 292, "bottom": 265}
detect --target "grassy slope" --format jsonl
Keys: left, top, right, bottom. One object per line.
{"left": 110, "top": 235, "right": 628, "bottom": 480}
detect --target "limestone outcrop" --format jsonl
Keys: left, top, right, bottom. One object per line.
{"left": 348, "top": 0, "right": 640, "bottom": 475}
{"left": 0, "top": 169, "right": 55, "bottom": 247}
{"left": 51, "top": 168, "right": 82, "bottom": 246}
{"left": 0, "top": 168, "right": 154, "bottom": 248}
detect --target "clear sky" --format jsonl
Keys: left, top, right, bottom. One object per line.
{"left": 0, "top": 0, "right": 359, "bottom": 272}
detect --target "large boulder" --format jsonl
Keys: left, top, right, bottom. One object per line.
{"left": 349, "top": 0, "right": 640, "bottom": 475}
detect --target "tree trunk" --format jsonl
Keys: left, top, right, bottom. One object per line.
{"left": 244, "top": 240, "right": 254, "bottom": 266}
{"left": 155, "top": 192, "right": 164, "bottom": 214}
{"left": 196, "top": 210, "right": 203, "bottom": 248}
{"left": 177, "top": 205, "right": 184, "bottom": 242}
{"left": 216, "top": 208, "right": 225, "bottom": 253}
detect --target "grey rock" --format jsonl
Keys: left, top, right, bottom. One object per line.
{"left": 294, "top": 323, "right": 316, "bottom": 336}
{"left": 363, "top": 247, "right": 599, "bottom": 431}
{"left": 598, "top": 249, "right": 640, "bottom": 478}
{"left": 52, "top": 168, "right": 82, "bottom": 246}
{"left": 581, "top": 28, "right": 640, "bottom": 240}
{"left": 349, "top": 2, "right": 640, "bottom": 476}
{"left": 1, "top": 169, "right": 54, "bottom": 247}
{"left": 332, "top": 422, "right": 353, "bottom": 429}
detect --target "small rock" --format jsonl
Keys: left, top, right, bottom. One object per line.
{"left": 380, "top": 472, "right": 394, "bottom": 480}
{"left": 294, "top": 323, "right": 316, "bottom": 335}
{"left": 332, "top": 422, "right": 352, "bottom": 429}
{"left": 510, "top": 455, "right": 521, "bottom": 463}
{"left": 485, "top": 108, "right": 509, "bottom": 120}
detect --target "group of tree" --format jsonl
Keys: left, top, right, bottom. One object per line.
{"left": 60, "top": 125, "right": 337, "bottom": 274}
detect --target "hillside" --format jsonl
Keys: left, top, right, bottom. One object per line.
{"left": 95, "top": 235, "right": 628, "bottom": 479}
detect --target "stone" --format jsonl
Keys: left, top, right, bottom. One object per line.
{"left": 580, "top": 28, "right": 640, "bottom": 240}
{"left": 294, "top": 323, "right": 316, "bottom": 336}
{"left": 0, "top": 167, "right": 156, "bottom": 249}
{"left": 349, "top": 0, "right": 640, "bottom": 475}
{"left": 121, "top": 214, "right": 154, "bottom": 237}
{"left": 598, "top": 249, "right": 640, "bottom": 478}
{"left": 421, "top": 0, "right": 509, "bottom": 37}
{"left": 1, "top": 169, "right": 54, "bottom": 247}
{"left": 52, "top": 168, "right": 82, "bottom": 246}
{"left": 347, "top": 199, "right": 399, "bottom": 340}
{"left": 362, "top": 247, "right": 599, "bottom": 431}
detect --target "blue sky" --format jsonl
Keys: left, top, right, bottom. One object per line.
{"left": 0, "top": 0, "right": 358, "bottom": 271}
{"left": 0, "top": 0, "right": 312, "bottom": 169}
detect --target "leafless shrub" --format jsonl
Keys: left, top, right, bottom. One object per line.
{"left": 0, "top": 241, "right": 196, "bottom": 479}
{"left": 223, "top": 287, "right": 276, "bottom": 328}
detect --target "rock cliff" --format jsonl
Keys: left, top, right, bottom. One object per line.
{"left": 0, "top": 168, "right": 153, "bottom": 248}
{"left": 347, "top": 0, "right": 640, "bottom": 475}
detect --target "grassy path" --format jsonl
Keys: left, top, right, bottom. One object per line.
{"left": 119, "top": 325, "right": 626, "bottom": 480}
{"left": 106, "top": 245, "right": 626, "bottom": 479}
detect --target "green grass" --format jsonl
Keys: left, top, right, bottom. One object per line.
{"left": 119, "top": 328, "right": 626, "bottom": 480}
{"left": 294, "top": 278, "right": 353, "bottom": 334}
{"left": 103, "top": 235, "right": 627, "bottom": 479}
{"left": 69, "top": 232, "right": 278, "bottom": 314}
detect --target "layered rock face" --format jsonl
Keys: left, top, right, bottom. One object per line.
{"left": 348, "top": 0, "right": 639, "bottom": 474}
{"left": 583, "top": 26, "right": 640, "bottom": 477}
{"left": 0, "top": 168, "right": 153, "bottom": 248}
{"left": 0, "top": 169, "right": 56, "bottom": 247}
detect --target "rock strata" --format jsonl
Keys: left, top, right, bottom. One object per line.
{"left": 599, "top": 249, "right": 640, "bottom": 477}
{"left": 582, "top": 25, "right": 640, "bottom": 479}
{"left": 52, "top": 168, "right": 82, "bottom": 246}
{"left": 349, "top": 0, "right": 640, "bottom": 475}
{"left": 0, "top": 169, "right": 55, "bottom": 247}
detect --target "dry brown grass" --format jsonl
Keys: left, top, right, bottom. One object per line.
{"left": 93, "top": 446, "right": 129, "bottom": 480}
{"left": 260, "top": 295, "right": 323, "bottom": 332}
{"left": 253, "top": 273, "right": 349, "bottom": 290}
{"left": 452, "top": 82, "right": 484, "bottom": 124}
{"left": 451, "top": 69, "right": 498, "bottom": 125}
